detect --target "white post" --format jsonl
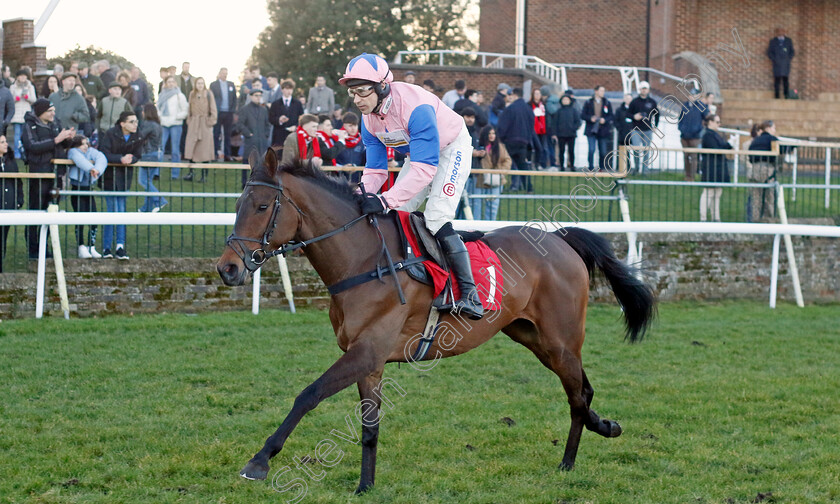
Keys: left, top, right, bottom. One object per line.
{"left": 251, "top": 267, "right": 261, "bottom": 315}
{"left": 619, "top": 189, "right": 639, "bottom": 271}
{"left": 515, "top": 0, "right": 526, "bottom": 64}
{"left": 33, "top": 0, "right": 62, "bottom": 40}
{"left": 733, "top": 134, "right": 740, "bottom": 184}
{"left": 463, "top": 192, "right": 474, "bottom": 220}
{"left": 769, "top": 234, "right": 780, "bottom": 309}
{"left": 277, "top": 255, "right": 296, "bottom": 314}
{"left": 35, "top": 225, "right": 48, "bottom": 319}
{"left": 825, "top": 147, "right": 832, "bottom": 209}
{"left": 47, "top": 204, "right": 69, "bottom": 319}
{"left": 776, "top": 185, "right": 804, "bottom": 307}
{"left": 791, "top": 147, "right": 798, "bottom": 201}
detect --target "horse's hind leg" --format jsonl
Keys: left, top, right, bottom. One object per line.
{"left": 581, "top": 370, "right": 622, "bottom": 439}
{"left": 355, "top": 369, "right": 384, "bottom": 495}
{"left": 503, "top": 320, "right": 593, "bottom": 470}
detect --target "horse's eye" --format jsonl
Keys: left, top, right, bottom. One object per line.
{"left": 258, "top": 204, "right": 269, "bottom": 211}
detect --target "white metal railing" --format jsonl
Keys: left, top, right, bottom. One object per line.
{"left": 394, "top": 50, "right": 693, "bottom": 95}
{"left": 9, "top": 211, "right": 840, "bottom": 315}
{"left": 395, "top": 50, "right": 569, "bottom": 90}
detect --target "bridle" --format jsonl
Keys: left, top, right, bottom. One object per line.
{"left": 225, "top": 179, "right": 367, "bottom": 273}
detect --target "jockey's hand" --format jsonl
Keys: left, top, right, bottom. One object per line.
{"left": 360, "top": 193, "right": 388, "bottom": 215}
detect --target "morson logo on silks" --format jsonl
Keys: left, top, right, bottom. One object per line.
{"left": 449, "top": 151, "right": 462, "bottom": 184}
{"left": 442, "top": 151, "right": 463, "bottom": 197}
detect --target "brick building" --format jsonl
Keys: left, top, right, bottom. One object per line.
{"left": 479, "top": 0, "right": 839, "bottom": 101}
{"left": 0, "top": 18, "right": 47, "bottom": 75}
{"left": 478, "top": 0, "right": 840, "bottom": 136}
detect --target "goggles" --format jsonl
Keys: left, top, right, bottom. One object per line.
{"left": 347, "top": 85, "right": 376, "bottom": 98}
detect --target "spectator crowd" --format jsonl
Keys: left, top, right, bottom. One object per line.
{"left": 0, "top": 52, "right": 789, "bottom": 271}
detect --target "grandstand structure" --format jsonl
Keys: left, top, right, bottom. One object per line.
{"left": 396, "top": 0, "right": 840, "bottom": 139}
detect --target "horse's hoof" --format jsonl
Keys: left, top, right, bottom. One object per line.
{"left": 354, "top": 483, "right": 374, "bottom": 495}
{"left": 606, "top": 420, "right": 622, "bottom": 438}
{"left": 240, "top": 459, "right": 269, "bottom": 480}
{"left": 559, "top": 461, "right": 575, "bottom": 471}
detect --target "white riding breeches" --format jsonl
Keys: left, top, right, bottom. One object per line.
{"left": 392, "top": 124, "right": 473, "bottom": 234}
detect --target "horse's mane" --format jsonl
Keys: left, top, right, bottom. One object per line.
{"left": 256, "top": 158, "right": 365, "bottom": 207}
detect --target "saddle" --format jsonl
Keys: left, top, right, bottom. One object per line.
{"left": 396, "top": 211, "right": 484, "bottom": 310}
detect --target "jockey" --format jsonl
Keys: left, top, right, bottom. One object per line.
{"left": 339, "top": 53, "right": 484, "bottom": 320}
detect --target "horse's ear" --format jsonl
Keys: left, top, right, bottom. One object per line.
{"left": 247, "top": 150, "right": 260, "bottom": 172}
{"left": 264, "top": 147, "right": 279, "bottom": 179}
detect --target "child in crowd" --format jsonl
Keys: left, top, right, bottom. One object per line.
{"left": 67, "top": 135, "right": 107, "bottom": 258}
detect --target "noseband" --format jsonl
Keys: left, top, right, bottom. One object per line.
{"left": 226, "top": 180, "right": 367, "bottom": 273}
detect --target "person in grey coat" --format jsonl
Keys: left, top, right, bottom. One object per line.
{"left": 0, "top": 80, "right": 13, "bottom": 137}
{"left": 237, "top": 89, "right": 270, "bottom": 186}
{"left": 767, "top": 28, "right": 794, "bottom": 99}
{"left": 49, "top": 74, "right": 90, "bottom": 131}
{"left": 305, "top": 76, "right": 335, "bottom": 115}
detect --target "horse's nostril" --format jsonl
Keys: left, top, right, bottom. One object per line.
{"left": 225, "top": 263, "right": 237, "bottom": 275}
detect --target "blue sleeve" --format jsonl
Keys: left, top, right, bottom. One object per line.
{"left": 361, "top": 120, "right": 387, "bottom": 170}
{"left": 406, "top": 104, "right": 440, "bottom": 166}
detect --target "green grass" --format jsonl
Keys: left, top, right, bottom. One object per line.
{"left": 1, "top": 301, "right": 839, "bottom": 503}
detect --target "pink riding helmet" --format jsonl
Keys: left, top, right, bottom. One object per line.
{"left": 339, "top": 53, "right": 394, "bottom": 86}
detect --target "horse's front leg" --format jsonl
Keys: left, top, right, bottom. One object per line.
{"left": 240, "top": 341, "right": 382, "bottom": 480}
{"left": 355, "top": 369, "right": 384, "bottom": 494}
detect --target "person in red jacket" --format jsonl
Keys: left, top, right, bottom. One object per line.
{"left": 529, "top": 88, "right": 548, "bottom": 169}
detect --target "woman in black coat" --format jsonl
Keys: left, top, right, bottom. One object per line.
{"left": 0, "top": 134, "right": 25, "bottom": 271}
{"left": 699, "top": 114, "right": 731, "bottom": 222}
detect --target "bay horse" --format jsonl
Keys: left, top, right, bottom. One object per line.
{"left": 217, "top": 150, "right": 656, "bottom": 494}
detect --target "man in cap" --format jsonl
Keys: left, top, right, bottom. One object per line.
{"left": 340, "top": 52, "right": 484, "bottom": 319}
{"left": 49, "top": 73, "right": 90, "bottom": 131}
{"left": 22, "top": 98, "right": 75, "bottom": 258}
{"left": 490, "top": 83, "right": 511, "bottom": 127}
{"left": 237, "top": 88, "right": 270, "bottom": 186}
{"left": 404, "top": 71, "right": 416, "bottom": 85}
{"left": 78, "top": 62, "right": 105, "bottom": 99}
{"left": 98, "top": 81, "right": 133, "bottom": 133}
{"left": 627, "top": 81, "right": 660, "bottom": 174}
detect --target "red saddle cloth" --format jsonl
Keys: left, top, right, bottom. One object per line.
{"left": 397, "top": 211, "right": 504, "bottom": 311}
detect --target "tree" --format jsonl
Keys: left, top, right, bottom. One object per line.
{"left": 251, "top": 0, "right": 476, "bottom": 96}
{"left": 47, "top": 45, "right": 152, "bottom": 92}
{"left": 404, "top": 0, "right": 476, "bottom": 54}
{"left": 48, "top": 45, "right": 140, "bottom": 75}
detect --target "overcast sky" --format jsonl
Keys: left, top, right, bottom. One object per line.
{"left": 5, "top": 0, "right": 269, "bottom": 86}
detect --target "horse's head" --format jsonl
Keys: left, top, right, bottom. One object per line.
{"left": 217, "top": 149, "right": 301, "bottom": 286}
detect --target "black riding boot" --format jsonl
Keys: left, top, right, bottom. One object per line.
{"left": 435, "top": 223, "right": 484, "bottom": 320}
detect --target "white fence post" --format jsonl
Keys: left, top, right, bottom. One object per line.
{"left": 825, "top": 147, "right": 832, "bottom": 209}
{"left": 251, "top": 267, "right": 261, "bottom": 315}
{"left": 769, "top": 233, "right": 780, "bottom": 309}
{"left": 791, "top": 147, "right": 798, "bottom": 201}
{"left": 776, "top": 185, "right": 804, "bottom": 307}
{"left": 35, "top": 225, "right": 48, "bottom": 319}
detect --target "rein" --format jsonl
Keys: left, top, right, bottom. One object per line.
{"left": 226, "top": 178, "right": 409, "bottom": 305}
{"left": 226, "top": 180, "right": 367, "bottom": 272}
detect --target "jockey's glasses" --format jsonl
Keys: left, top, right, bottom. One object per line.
{"left": 347, "top": 85, "right": 376, "bottom": 98}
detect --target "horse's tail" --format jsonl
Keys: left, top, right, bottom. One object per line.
{"left": 558, "top": 227, "right": 656, "bottom": 343}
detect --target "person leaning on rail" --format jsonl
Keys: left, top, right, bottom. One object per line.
{"left": 22, "top": 98, "right": 75, "bottom": 260}
{"left": 67, "top": 134, "right": 107, "bottom": 258}
{"left": 747, "top": 120, "right": 790, "bottom": 223}
{"left": 0, "top": 134, "right": 25, "bottom": 272}
{"left": 99, "top": 110, "right": 145, "bottom": 260}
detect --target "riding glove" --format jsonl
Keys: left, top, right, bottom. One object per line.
{"left": 360, "top": 193, "right": 388, "bottom": 215}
